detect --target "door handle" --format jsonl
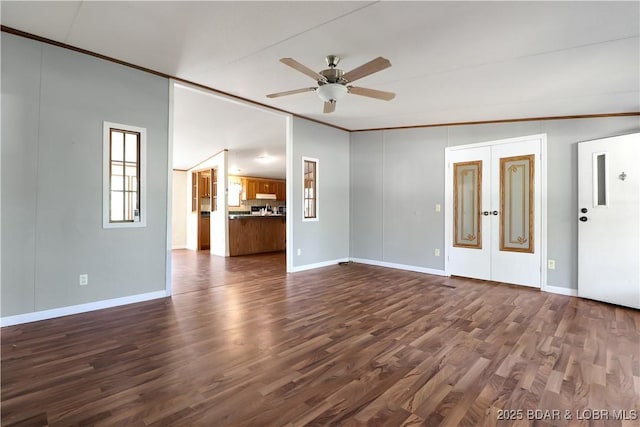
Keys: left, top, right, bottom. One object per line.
{"left": 579, "top": 216, "right": 588, "bottom": 222}
{"left": 483, "top": 211, "right": 490, "bottom": 216}
{"left": 492, "top": 210, "right": 499, "bottom": 216}
{"left": 580, "top": 208, "right": 588, "bottom": 213}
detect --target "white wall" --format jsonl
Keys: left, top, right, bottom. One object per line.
{"left": 290, "top": 118, "right": 350, "bottom": 270}
{"left": 1, "top": 33, "right": 170, "bottom": 318}
{"left": 172, "top": 170, "right": 188, "bottom": 249}
{"left": 349, "top": 116, "right": 640, "bottom": 289}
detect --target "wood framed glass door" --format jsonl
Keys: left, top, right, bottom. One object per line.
{"left": 446, "top": 136, "right": 543, "bottom": 287}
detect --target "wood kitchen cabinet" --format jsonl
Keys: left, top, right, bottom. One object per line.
{"left": 228, "top": 217, "right": 285, "bottom": 256}
{"left": 199, "top": 216, "right": 210, "bottom": 250}
{"left": 199, "top": 173, "right": 210, "bottom": 198}
{"left": 242, "top": 178, "right": 258, "bottom": 200}
{"left": 241, "top": 177, "right": 286, "bottom": 201}
{"left": 274, "top": 181, "right": 285, "bottom": 201}
{"left": 191, "top": 172, "right": 198, "bottom": 212}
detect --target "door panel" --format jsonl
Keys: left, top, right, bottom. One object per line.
{"left": 448, "top": 147, "right": 491, "bottom": 281}
{"left": 578, "top": 133, "right": 640, "bottom": 308}
{"left": 447, "top": 136, "right": 542, "bottom": 287}
{"left": 500, "top": 155, "right": 534, "bottom": 253}
{"left": 490, "top": 140, "right": 541, "bottom": 287}
{"left": 453, "top": 161, "right": 483, "bottom": 249}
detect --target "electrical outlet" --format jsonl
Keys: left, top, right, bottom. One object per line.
{"left": 548, "top": 260, "right": 556, "bottom": 270}
{"left": 297, "top": 248, "right": 301, "bottom": 256}
{"left": 79, "top": 274, "right": 88, "bottom": 286}
{"left": 435, "top": 203, "right": 441, "bottom": 212}
{"left": 434, "top": 248, "right": 440, "bottom": 257}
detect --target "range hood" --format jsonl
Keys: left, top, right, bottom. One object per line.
{"left": 256, "top": 193, "right": 277, "bottom": 200}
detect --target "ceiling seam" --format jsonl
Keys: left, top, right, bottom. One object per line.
{"left": 380, "top": 35, "right": 640, "bottom": 87}
{"left": 224, "top": 1, "right": 381, "bottom": 66}
{"left": 63, "top": 1, "right": 84, "bottom": 44}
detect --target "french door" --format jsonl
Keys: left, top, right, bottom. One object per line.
{"left": 578, "top": 133, "right": 639, "bottom": 308}
{"left": 446, "top": 135, "right": 543, "bottom": 287}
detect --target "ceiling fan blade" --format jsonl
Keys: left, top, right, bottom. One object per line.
{"left": 280, "top": 58, "right": 326, "bottom": 82}
{"left": 342, "top": 57, "right": 392, "bottom": 83}
{"left": 323, "top": 101, "right": 336, "bottom": 114}
{"left": 266, "top": 87, "right": 316, "bottom": 98}
{"left": 348, "top": 86, "right": 396, "bottom": 101}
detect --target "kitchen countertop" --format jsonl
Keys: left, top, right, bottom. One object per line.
{"left": 229, "top": 214, "right": 286, "bottom": 219}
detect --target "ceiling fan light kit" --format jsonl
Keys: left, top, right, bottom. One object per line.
{"left": 266, "top": 55, "right": 395, "bottom": 113}
{"left": 316, "top": 83, "right": 348, "bottom": 103}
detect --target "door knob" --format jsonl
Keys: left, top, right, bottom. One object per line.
{"left": 492, "top": 211, "right": 499, "bottom": 216}
{"left": 483, "top": 211, "right": 490, "bottom": 216}
{"left": 579, "top": 216, "right": 588, "bottom": 222}
{"left": 580, "top": 208, "right": 588, "bottom": 213}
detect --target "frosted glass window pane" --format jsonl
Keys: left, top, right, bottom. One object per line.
{"left": 500, "top": 154, "right": 534, "bottom": 253}
{"left": 597, "top": 154, "right": 607, "bottom": 206}
{"left": 453, "top": 161, "right": 481, "bottom": 249}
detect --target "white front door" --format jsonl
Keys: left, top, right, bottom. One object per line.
{"left": 578, "top": 133, "right": 640, "bottom": 309}
{"left": 446, "top": 135, "right": 544, "bottom": 288}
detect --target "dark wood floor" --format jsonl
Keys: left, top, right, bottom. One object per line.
{"left": 2, "top": 251, "right": 639, "bottom": 426}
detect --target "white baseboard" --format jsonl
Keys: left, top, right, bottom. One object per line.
{"left": 1, "top": 290, "right": 169, "bottom": 327}
{"left": 172, "top": 245, "right": 187, "bottom": 250}
{"left": 350, "top": 258, "right": 447, "bottom": 276}
{"left": 290, "top": 258, "right": 350, "bottom": 273}
{"left": 543, "top": 285, "right": 578, "bottom": 297}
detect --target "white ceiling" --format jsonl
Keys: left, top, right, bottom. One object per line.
{"left": 173, "top": 83, "right": 287, "bottom": 176}
{"left": 3, "top": 1, "right": 638, "bottom": 176}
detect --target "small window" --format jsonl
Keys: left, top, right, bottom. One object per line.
{"left": 103, "top": 122, "right": 146, "bottom": 228}
{"left": 303, "top": 157, "right": 318, "bottom": 221}
{"left": 592, "top": 152, "right": 609, "bottom": 207}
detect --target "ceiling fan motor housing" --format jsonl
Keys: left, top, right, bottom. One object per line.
{"left": 319, "top": 68, "right": 345, "bottom": 84}
{"left": 319, "top": 54, "right": 346, "bottom": 84}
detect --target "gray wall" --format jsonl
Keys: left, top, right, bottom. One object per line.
{"left": 291, "top": 118, "right": 350, "bottom": 267}
{"left": 350, "top": 116, "right": 640, "bottom": 289}
{"left": 1, "top": 33, "right": 170, "bottom": 317}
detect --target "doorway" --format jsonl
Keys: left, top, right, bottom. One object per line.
{"left": 445, "top": 134, "right": 547, "bottom": 288}
{"left": 192, "top": 168, "right": 217, "bottom": 251}
{"left": 578, "top": 133, "right": 640, "bottom": 308}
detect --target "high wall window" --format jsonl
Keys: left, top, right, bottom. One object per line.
{"left": 103, "top": 122, "right": 146, "bottom": 228}
{"left": 303, "top": 157, "right": 318, "bottom": 221}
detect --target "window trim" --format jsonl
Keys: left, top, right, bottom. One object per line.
{"left": 103, "top": 121, "right": 147, "bottom": 228}
{"left": 302, "top": 157, "right": 319, "bottom": 222}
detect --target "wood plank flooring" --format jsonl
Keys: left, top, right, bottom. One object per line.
{"left": 2, "top": 251, "right": 639, "bottom": 426}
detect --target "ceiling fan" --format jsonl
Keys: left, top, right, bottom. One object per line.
{"left": 266, "top": 55, "right": 395, "bottom": 113}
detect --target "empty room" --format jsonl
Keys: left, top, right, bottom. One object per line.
{"left": 2, "top": 1, "right": 639, "bottom": 426}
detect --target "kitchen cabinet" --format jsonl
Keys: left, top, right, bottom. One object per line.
{"left": 274, "top": 181, "right": 285, "bottom": 201}
{"left": 242, "top": 178, "right": 259, "bottom": 201}
{"left": 241, "top": 177, "right": 286, "bottom": 201}
{"left": 228, "top": 216, "right": 285, "bottom": 256}
{"left": 199, "top": 173, "right": 210, "bottom": 198}
{"left": 191, "top": 172, "right": 198, "bottom": 212}
{"left": 200, "top": 216, "right": 210, "bottom": 250}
